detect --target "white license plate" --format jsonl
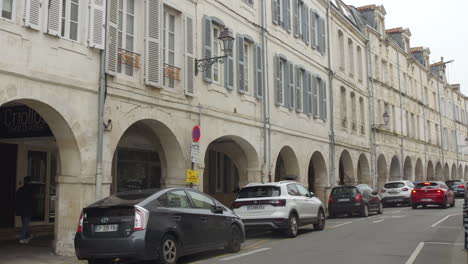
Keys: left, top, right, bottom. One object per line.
{"left": 389, "top": 191, "right": 399, "bottom": 194}
{"left": 95, "top": 224, "right": 118, "bottom": 232}
{"left": 247, "top": 205, "right": 265, "bottom": 210}
{"left": 338, "top": 198, "right": 350, "bottom": 202}
{"left": 421, "top": 198, "right": 432, "bottom": 202}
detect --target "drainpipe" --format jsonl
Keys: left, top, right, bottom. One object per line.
{"left": 326, "top": 1, "right": 335, "bottom": 188}
{"left": 365, "top": 29, "right": 377, "bottom": 189}
{"left": 96, "top": 49, "right": 106, "bottom": 201}
{"left": 260, "top": 0, "right": 270, "bottom": 183}
{"left": 396, "top": 52, "right": 404, "bottom": 179}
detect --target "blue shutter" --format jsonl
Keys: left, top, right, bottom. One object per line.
{"left": 203, "top": 16, "right": 213, "bottom": 83}
{"left": 254, "top": 44, "right": 263, "bottom": 99}
{"left": 275, "top": 55, "right": 282, "bottom": 105}
{"left": 237, "top": 34, "right": 245, "bottom": 93}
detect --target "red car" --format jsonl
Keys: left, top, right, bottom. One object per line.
{"left": 411, "top": 181, "right": 455, "bottom": 209}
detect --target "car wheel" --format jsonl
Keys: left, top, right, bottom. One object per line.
{"left": 158, "top": 234, "right": 178, "bottom": 264}
{"left": 284, "top": 213, "right": 298, "bottom": 238}
{"left": 377, "top": 203, "right": 383, "bottom": 214}
{"left": 441, "top": 198, "right": 448, "bottom": 209}
{"left": 412, "top": 204, "right": 417, "bottom": 209}
{"left": 313, "top": 209, "right": 326, "bottom": 231}
{"left": 360, "top": 204, "right": 369, "bottom": 217}
{"left": 225, "top": 225, "right": 242, "bottom": 253}
{"left": 450, "top": 198, "right": 455, "bottom": 208}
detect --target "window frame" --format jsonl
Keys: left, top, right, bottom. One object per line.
{"left": 156, "top": 189, "right": 193, "bottom": 209}
{"left": 116, "top": 0, "right": 136, "bottom": 76}
{"left": 0, "top": 0, "right": 15, "bottom": 21}
{"left": 186, "top": 190, "right": 216, "bottom": 210}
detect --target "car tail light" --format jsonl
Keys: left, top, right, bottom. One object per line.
{"left": 436, "top": 189, "right": 442, "bottom": 193}
{"left": 134, "top": 206, "right": 149, "bottom": 231}
{"left": 412, "top": 190, "right": 417, "bottom": 194}
{"left": 77, "top": 212, "right": 83, "bottom": 233}
{"left": 355, "top": 193, "right": 362, "bottom": 202}
{"left": 381, "top": 189, "right": 386, "bottom": 193}
{"left": 402, "top": 188, "right": 409, "bottom": 191}
{"left": 328, "top": 195, "right": 334, "bottom": 204}
{"left": 459, "top": 184, "right": 465, "bottom": 188}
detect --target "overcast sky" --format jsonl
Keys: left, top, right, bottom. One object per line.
{"left": 345, "top": 0, "right": 468, "bottom": 95}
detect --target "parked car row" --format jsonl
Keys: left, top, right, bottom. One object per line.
{"left": 74, "top": 179, "right": 463, "bottom": 264}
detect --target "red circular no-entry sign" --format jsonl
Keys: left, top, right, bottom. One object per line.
{"left": 192, "top": 126, "right": 201, "bottom": 142}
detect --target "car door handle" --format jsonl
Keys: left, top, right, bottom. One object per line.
{"left": 200, "top": 216, "right": 208, "bottom": 222}
{"left": 173, "top": 216, "right": 181, "bottom": 222}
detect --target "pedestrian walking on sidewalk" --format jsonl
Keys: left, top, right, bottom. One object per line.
{"left": 15, "top": 176, "right": 34, "bottom": 244}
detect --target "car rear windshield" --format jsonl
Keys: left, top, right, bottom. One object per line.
{"left": 238, "top": 186, "right": 281, "bottom": 198}
{"left": 415, "top": 183, "right": 439, "bottom": 189}
{"left": 331, "top": 187, "right": 357, "bottom": 196}
{"left": 90, "top": 189, "right": 160, "bottom": 207}
{"left": 446, "top": 180, "right": 462, "bottom": 187}
{"left": 384, "top": 182, "right": 405, "bottom": 189}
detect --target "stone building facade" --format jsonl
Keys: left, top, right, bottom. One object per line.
{"left": 0, "top": 0, "right": 466, "bottom": 256}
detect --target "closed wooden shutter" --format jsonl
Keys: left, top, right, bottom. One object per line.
{"left": 105, "top": 0, "right": 119, "bottom": 75}
{"left": 184, "top": 14, "right": 195, "bottom": 95}
{"left": 274, "top": 55, "right": 282, "bottom": 105}
{"left": 295, "top": 66, "right": 302, "bottom": 112}
{"left": 237, "top": 34, "right": 245, "bottom": 93}
{"left": 312, "top": 75, "right": 318, "bottom": 117}
{"left": 25, "top": 0, "right": 42, "bottom": 31}
{"left": 288, "top": 63, "right": 295, "bottom": 110}
{"left": 311, "top": 10, "right": 317, "bottom": 48}
{"left": 253, "top": 44, "right": 263, "bottom": 99}
{"left": 47, "top": 0, "right": 62, "bottom": 36}
{"left": 272, "top": 0, "right": 279, "bottom": 25}
{"left": 322, "top": 80, "right": 327, "bottom": 120}
{"left": 203, "top": 16, "right": 213, "bottom": 83}
{"left": 293, "top": 0, "right": 299, "bottom": 37}
{"left": 89, "top": 0, "right": 106, "bottom": 49}
{"left": 145, "top": 0, "right": 163, "bottom": 86}
{"left": 224, "top": 30, "right": 234, "bottom": 90}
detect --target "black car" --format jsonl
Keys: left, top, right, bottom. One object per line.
{"left": 445, "top": 179, "right": 465, "bottom": 197}
{"left": 328, "top": 184, "right": 383, "bottom": 218}
{"left": 75, "top": 188, "right": 245, "bottom": 264}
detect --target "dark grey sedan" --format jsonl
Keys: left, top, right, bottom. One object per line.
{"left": 75, "top": 188, "right": 245, "bottom": 264}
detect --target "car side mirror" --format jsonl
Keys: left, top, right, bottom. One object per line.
{"left": 372, "top": 191, "right": 378, "bottom": 195}
{"left": 308, "top": 192, "right": 315, "bottom": 198}
{"left": 212, "top": 205, "right": 224, "bottom": 214}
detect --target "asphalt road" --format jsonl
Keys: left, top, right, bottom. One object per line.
{"left": 179, "top": 199, "right": 467, "bottom": 264}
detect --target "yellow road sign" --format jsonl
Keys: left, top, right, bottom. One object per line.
{"left": 186, "top": 170, "right": 199, "bottom": 184}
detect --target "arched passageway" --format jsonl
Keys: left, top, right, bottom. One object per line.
{"left": 403, "top": 157, "right": 413, "bottom": 181}
{"left": 377, "top": 155, "right": 387, "bottom": 191}
{"left": 274, "top": 146, "right": 299, "bottom": 181}
{"left": 338, "top": 150, "right": 354, "bottom": 185}
{"left": 307, "top": 151, "right": 328, "bottom": 203}
{"left": 451, "top": 164, "right": 457, "bottom": 181}
{"left": 203, "top": 136, "right": 259, "bottom": 206}
{"left": 415, "top": 158, "right": 423, "bottom": 182}
{"left": 458, "top": 165, "right": 463, "bottom": 180}
{"left": 390, "top": 156, "right": 401, "bottom": 181}
{"left": 357, "top": 154, "right": 371, "bottom": 185}
{"left": 465, "top": 165, "right": 468, "bottom": 180}
{"left": 427, "top": 161, "right": 435, "bottom": 181}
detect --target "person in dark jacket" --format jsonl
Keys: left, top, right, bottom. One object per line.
{"left": 15, "top": 176, "right": 34, "bottom": 244}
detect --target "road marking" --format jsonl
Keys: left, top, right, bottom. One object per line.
{"left": 373, "top": 219, "right": 384, "bottom": 223}
{"left": 242, "top": 239, "right": 269, "bottom": 250}
{"left": 389, "top": 210, "right": 401, "bottom": 214}
{"left": 220, "top": 248, "right": 271, "bottom": 261}
{"left": 425, "top": 242, "right": 464, "bottom": 246}
{"left": 431, "top": 213, "right": 462, "bottom": 227}
{"left": 405, "top": 242, "right": 424, "bottom": 264}
{"left": 435, "top": 226, "right": 462, "bottom": 229}
{"left": 329, "top": 221, "right": 352, "bottom": 228}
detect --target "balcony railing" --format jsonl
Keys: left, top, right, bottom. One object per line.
{"left": 118, "top": 49, "right": 141, "bottom": 69}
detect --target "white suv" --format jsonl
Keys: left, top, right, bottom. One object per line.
{"left": 232, "top": 181, "right": 325, "bottom": 238}
{"left": 380, "top": 180, "right": 415, "bottom": 206}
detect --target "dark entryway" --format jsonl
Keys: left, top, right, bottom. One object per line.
{"left": 0, "top": 143, "right": 17, "bottom": 228}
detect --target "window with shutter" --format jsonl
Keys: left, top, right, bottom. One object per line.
{"left": 117, "top": 0, "right": 135, "bottom": 76}
{"left": 253, "top": 44, "right": 263, "bottom": 99}
{"left": 274, "top": 55, "right": 283, "bottom": 105}
{"left": 25, "top": 0, "right": 42, "bottom": 30}
{"left": 237, "top": 34, "right": 245, "bottom": 93}
{"left": 319, "top": 17, "right": 326, "bottom": 54}
{"left": 292, "top": 0, "right": 299, "bottom": 37}
{"left": 340, "top": 87, "right": 346, "bottom": 126}
{"left": 1, "top": 0, "right": 14, "bottom": 20}
{"left": 303, "top": 72, "right": 310, "bottom": 115}
{"left": 144, "top": 0, "right": 162, "bottom": 86}
{"left": 312, "top": 75, "right": 319, "bottom": 117}
{"left": 288, "top": 62, "right": 294, "bottom": 110}
{"left": 319, "top": 78, "right": 326, "bottom": 121}
{"left": 284, "top": 0, "right": 290, "bottom": 32}
{"left": 322, "top": 80, "right": 327, "bottom": 121}
{"left": 202, "top": 16, "right": 213, "bottom": 83}
{"left": 89, "top": 0, "right": 106, "bottom": 49}
{"left": 272, "top": 0, "right": 279, "bottom": 25}
{"left": 163, "top": 9, "right": 183, "bottom": 89}
{"left": 47, "top": 0, "right": 62, "bottom": 36}
{"left": 106, "top": 0, "right": 119, "bottom": 75}
{"left": 295, "top": 66, "right": 303, "bottom": 112}
{"left": 310, "top": 10, "right": 318, "bottom": 48}
{"left": 184, "top": 14, "right": 195, "bottom": 96}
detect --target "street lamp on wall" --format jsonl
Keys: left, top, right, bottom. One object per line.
{"left": 195, "top": 27, "right": 234, "bottom": 76}
{"left": 372, "top": 110, "right": 390, "bottom": 129}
